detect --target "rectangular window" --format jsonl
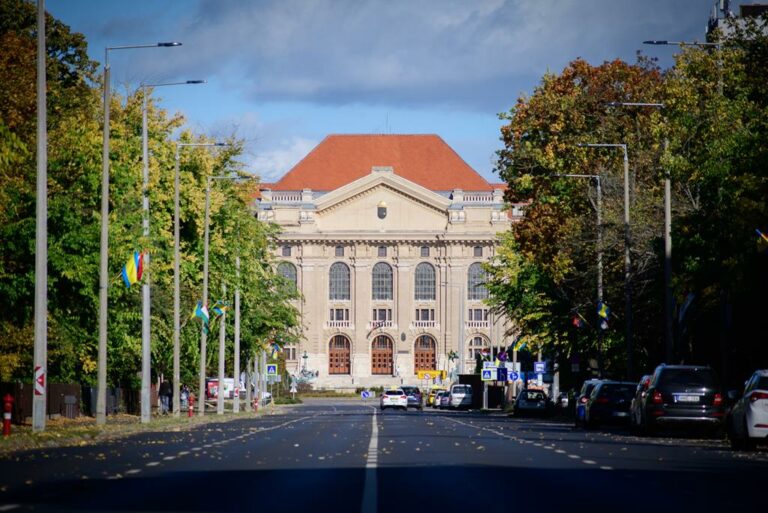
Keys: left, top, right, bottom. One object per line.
{"left": 372, "top": 308, "right": 392, "bottom": 321}
{"left": 335, "top": 246, "right": 344, "bottom": 257}
{"left": 420, "top": 246, "right": 429, "bottom": 257}
{"left": 415, "top": 309, "right": 435, "bottom": 321}
{"left": 330, "top": 308, "right": 349, "bottom": 321}
{"left": 285, "top": 346, "right": 297, "bottom": 361}
{"left": 473, "top": 246, "right": 483, "bottom": 257}
{"left": 378, "top": 246, "right": 387, "bottom": 257}
{"left": 282, "top": 245, "right": 292, "bottom": 257}
{"left": 468, "top": 309, "right": 488, "bottom": 321}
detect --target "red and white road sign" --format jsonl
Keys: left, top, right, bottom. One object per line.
{"left": 34, "top": 366, "right": 45, "bottom": 396}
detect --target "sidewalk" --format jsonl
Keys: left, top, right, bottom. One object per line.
{"left": 0, "top": 404, "right": 284, "bottom": 456}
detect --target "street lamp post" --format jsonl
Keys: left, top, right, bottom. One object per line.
{"left": 97, "top": 40, "right": 181, "bottom": 426}
{"left": 553, "top": 173, "right": 604, "bottom": 377}
{"left": 200, "top": 173, "right": 246, "bottom": 416}
{"left": 643, "top": 40, "right": 723, "bottom": 94}
{"left": 577, "top": 142, "right": 634, "bottom": 380}
{"left": 605, "top": 101, "right": 673, "bottom": 365}
{"left": 172, "top": 143, "right": 227, "bottom": 417}
{"left": 139, "top": 80, "right": 203, "bottom": 424}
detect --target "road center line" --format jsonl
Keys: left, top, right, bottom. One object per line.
{"left": 361, "top": 407, "right": 378, "bottom": 513}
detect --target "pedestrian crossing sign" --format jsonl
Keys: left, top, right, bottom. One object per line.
{"left": 481, "top": 368, "right": 496, "bottom": 381}
{"left": 266, "top": 364, "right": 278, "bottom": 376}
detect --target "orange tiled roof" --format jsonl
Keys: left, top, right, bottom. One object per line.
{"left": 270, "top": 134, "right": 492, "bottom": 191}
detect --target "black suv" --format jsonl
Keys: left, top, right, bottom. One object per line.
{"left": 634, "top": 364, "right": 725, "bottom": 435}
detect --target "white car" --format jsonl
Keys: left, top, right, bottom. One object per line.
{"left": 727, "top": 369, "right": 768, "bottom": 450}
{"left": 449, "top": 384, "right": 473, "bottom": 410}
{"left": 380, "top": 389, "right": 408, "bottom": 410}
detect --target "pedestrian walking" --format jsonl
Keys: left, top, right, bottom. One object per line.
{"left": 159, "top": 379, "right": 172, "bottom": 415}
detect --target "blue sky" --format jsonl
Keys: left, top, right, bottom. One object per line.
{"left": 46, "top": 0, "right": 724, "bottom": 183}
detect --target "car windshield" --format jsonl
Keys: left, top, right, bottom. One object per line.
{"left": 658, "top": 368, "right": 718, "bottom": 388}
{"left": 582, "top": 383, "right": 597, "bottom": 397}
{"left": 523, "top": 391, "right": 544, "bottom": 401}
{"left": 756, "top": 377, "right": 768, "bottom": 390}
{"left": 385, "top": 390, "right": 403, "bottom": 396}
{"left": 453, "top": 386, "right": 470, "bottom": 394}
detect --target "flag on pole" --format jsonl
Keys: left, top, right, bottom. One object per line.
{"left": 597, "top": 301, "right": 611, "bottom": 320}
{"left": 121, "top": 251, "right": 144, "bottom": 288}
{"left": 756, "top": 229, "right": 768, "bottom": 253}
{"left": 572, "top": 314, "right": 585, "bottom": 328}
{"left": 270, "top": 340, "right": 282, "bottom": 360}
{"left": 193, "top": 301, "right": 209, "bottom": 334}
{"left": 211, "top": 300, "right": 229, "bottom": 320}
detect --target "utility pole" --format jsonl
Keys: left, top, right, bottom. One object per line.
{"left": 217, "top": 283, "right": 226, "bottom": 415}
{"left": 32, "top": 0, "right": 47, "bottom": 432}
{"left": 233, "top": 257, "right": 241, "bottom": 413}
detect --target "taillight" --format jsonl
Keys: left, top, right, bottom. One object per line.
{"left": 652, "top": 391, "right": 663, "bottom": 404}
{"left": 749, "top": 391, "right": 768, "bottom": 402}
{"left": 596, "top": 397, "right": 610, "bottom": 404}
{"left": 713, "top": 393, "right": 723, "bottom": 407}
{"left": 401, "top": 396, "right": 407, "bottom": 400}
{"left": 580, "top": 397, "right": 588, "bottom": 404}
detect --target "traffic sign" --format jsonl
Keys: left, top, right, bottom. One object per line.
{"left": 534, "top": 361, "right": 547, "bottom": 373}
{"left": 34, "top": 366, "right": 45, "bottom": 396}
{"left": 509, "top": 371, "right": 520, "bottom": 381}
{"left": 481, "top": 368, "right": 496, "bottom": 381}
{"left": 361, "top": 390, "right": 371, "bottom": 399}
{"left": 266, "top": 364, "right": 278, "bottom": 376}
{"left": 483, "top": 361, "right": 495, "bottom": 369}
{"left": 496, "top": 367, "right": 508, "bottom": 382}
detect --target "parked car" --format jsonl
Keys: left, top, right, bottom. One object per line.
{"left": 380, "top": 389, "right": 408, "bottom": 411}
{"left": 438, "top": 390, "right": 451, "bottom": 409}
{"left": 449, "top": 384, "right": 473, "bottom": 410}
{"left": 401, "top": 386, "right": 423, "bottom": 410}
{"left": 634, "top": 364, "right": 725, "bottom": 435}
{"left": 427, "top": 387, "right": 447, "bottom": 407}
{"left": 435, "top": 390, "right": 449, "bottom": 409}
{"left": 574, "top": 379, "right": 602, "bottom": 428}
{"left": 584, "top": 381, "right": 636, "bottom": 428}
{"left": 512, "top": 389, "right": 552, "bottom": 417}
{"left": 726, "top": 369, "right": 768, "bottom": 450}
{"left": 629, "top": 375, "right": 652, "bottom": 431}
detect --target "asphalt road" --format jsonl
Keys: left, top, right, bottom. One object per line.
{"left": 0, "top": 399, "right": 766, "bottom": 512}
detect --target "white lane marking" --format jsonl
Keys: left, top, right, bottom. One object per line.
{"left": 361, "top": 407, "right": 378, "bottom": 513}
{"left": 446, "top": 417, "right": 608, "bottom": 469}
{"left": 0, "top": 505, "right": 20, "bottom": 511}
{"left": 178, "top": 451, "right": 190, "bottom": 456}
{"left": 126, "top": 469, "right": 142, "bottom": 475}
{"left": 146, "top": 462, "right": 160, "bottom": 467}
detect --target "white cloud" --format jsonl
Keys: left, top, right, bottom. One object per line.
{"left": 250, "top": 137, "right": 318, "bottom": 183}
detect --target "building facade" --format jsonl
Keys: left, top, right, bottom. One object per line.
{"left": 255, "top": 135, "right": 521, "bottom": 389}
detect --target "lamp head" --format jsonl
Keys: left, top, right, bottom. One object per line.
{"left": 158, "top": 42, "right": 182, "bottom": 47}
{"left": 643, "top": 40, "right": 668, "bottom": 45}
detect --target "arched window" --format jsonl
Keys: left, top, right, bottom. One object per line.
{"left": 468, "top": 336, "right": 488, "bottom": 360}
{"left": 414, "top": 335, "right": 436, "bottom": 372}
{"left": 467, "top": 262, "right": 489, "bottom": 300}
{"left": 329, "top": 262, "right": 350, "bottom": 300}
{"left": 277, "top": 262, "right": 297, "bottom": 288}
{"left": 414, "top": 263, "right": 435, "bottom": 301}
{"left": 372, "top": 262, "right": 393, "bottom": 300}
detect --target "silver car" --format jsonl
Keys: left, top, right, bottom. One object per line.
{"left": 449, "top": 384, "right": 473, "bottom": 410}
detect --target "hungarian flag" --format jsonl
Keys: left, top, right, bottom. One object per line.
{"left": 121, "top": 251, "right": 144, "bottom": 288}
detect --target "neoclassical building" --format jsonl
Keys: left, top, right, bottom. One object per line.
{"left": 256, "top": 134, "right": 521, "bottom": 389}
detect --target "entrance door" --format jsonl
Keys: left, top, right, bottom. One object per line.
{"left": 329, "top": 335, "right": 351, "bottom": 375}
{"left": 414, "top": 335, "right": 436, "bottom": 372}
{"left": 371, "top": 335, "right": 393, "bottom": 375}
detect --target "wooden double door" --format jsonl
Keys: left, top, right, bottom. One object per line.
{"left": 414, "top": 335, "right": 436, "bottom": 371}
{"left": 371, "top": 335, "right": 393, "bottom": 375}
{"left": 329, "top": 335, "right": 351, "bottom": 375}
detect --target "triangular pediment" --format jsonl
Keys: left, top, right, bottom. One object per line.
{"left": 314, "top": 172, "right": 451, "bottom": 215}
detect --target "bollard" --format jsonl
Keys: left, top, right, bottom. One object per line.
{"left": 188, "top": 393, "right": 195, "bottom": 418}
{"left": 3, "top": 393, "right": 13, "bottom": 437}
